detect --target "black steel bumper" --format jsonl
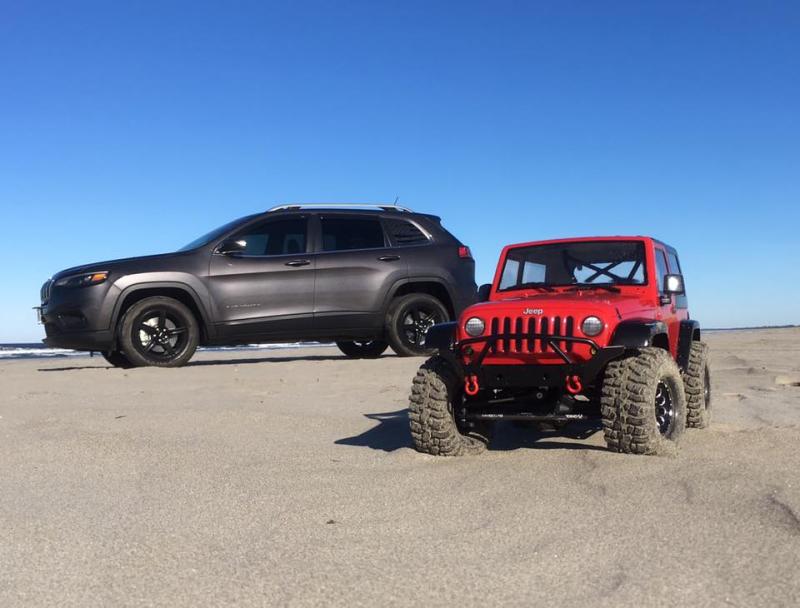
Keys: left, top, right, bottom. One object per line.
{"left": 446, "top": 332, "right": 626, "bottom": 390}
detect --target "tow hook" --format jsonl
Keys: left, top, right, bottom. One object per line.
{"left": 464, "top": 374, "right": 480, "bottom": 396}
{"left": 566, "top": 375, "right": 583, "bottom": 395}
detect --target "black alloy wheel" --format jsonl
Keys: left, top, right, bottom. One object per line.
{"left": 386, "top": 293, "right": 450, "bottom": 357}
{"left": 118, "top": 296, "right": 199, "bottom": 367}
{"left": 655, "top": 380, "right": 676, "bottom": 436}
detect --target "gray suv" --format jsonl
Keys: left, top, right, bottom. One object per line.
{"left": 38, "top": 204, "right": 477, "bottom": 367}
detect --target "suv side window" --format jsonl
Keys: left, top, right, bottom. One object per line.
{"left": 321, "top": 218, "right": 386, "bottom": 252}
{"left": 655, "top": 249, "right": 669, "bottom": 293}
{"left": 235, "top": 218, "right": 308, "bottom": 256}
{"left": 384, "top": 219, "right": 430, "bottom": 247}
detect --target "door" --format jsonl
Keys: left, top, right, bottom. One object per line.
{"left": 654, "top": 246, "right": 680, "bottom": 354}
{"left": 312, "top": 214, "right": 408, "bottom": 333}
{"left": 207, "top": 217, "right": 315, "bottom": 339}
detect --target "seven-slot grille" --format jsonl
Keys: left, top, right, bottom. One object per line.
{"left": 40, "top": 279, "right": 52, "bottom": 304}
{"left": 487, "top": 315, "right": 576, "bottom": 354}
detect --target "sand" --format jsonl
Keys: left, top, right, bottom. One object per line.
{"left": 1, "top": 328, "right": 799, "bottom": 607}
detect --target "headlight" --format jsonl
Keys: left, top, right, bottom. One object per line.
{"left": 54, "top": 271, "right": 109, "bottom": 288}
{"left": 464, "top": 317, "right": 485, "bottom": 337}
{"left": 581, "top": 316, "right": 604, "bottom": 337}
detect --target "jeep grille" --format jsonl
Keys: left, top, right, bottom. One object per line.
{"left": 487, "top": 315, "right": 575, "bottom": 354}
{"left": 40, "top": 279, "right": 52, "bottom": 304}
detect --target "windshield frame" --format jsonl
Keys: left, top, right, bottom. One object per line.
{"left": 495, "top": 239, "right": 650, "bottom": 293}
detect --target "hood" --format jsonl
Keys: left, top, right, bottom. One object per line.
{"left": 465, "top": 289, "right": 652, "bottom": 320}
{"left": 52, "top": 251, "right": 192, "bottom": 281}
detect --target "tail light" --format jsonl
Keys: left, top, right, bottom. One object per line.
{"left": 458, "top": 246, "right": 473, "bottom": 259}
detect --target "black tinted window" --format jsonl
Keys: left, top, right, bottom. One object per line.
{"left": 235, "top": 219, "right": 307, "bottom": 256}
{"left": 667, "top": 251, "right": 682, "bottom": 274}
{"left": 498, "top": 240, "right": 647, "bottom": 290}
{"left": 384, "top": 219, "right": 430, "bottom": 246}
{"left": 655, "top": 249, "right": 669, "bottom": 292}
{"left": 321, "top": 218, "right": 385, "bottom": 252}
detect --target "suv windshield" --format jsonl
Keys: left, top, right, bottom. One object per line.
{"left": 498, "top": 240, "right": 647, "bottom": 291}
{"left": 178, "top": 214, "right": 259, "bottom": 251}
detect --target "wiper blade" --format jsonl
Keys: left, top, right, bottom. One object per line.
{"left": 567, "top": 283, "right": 621, "bottom": 293}
{"left": 515, "top": 282, "right": 556, "bottom": 292}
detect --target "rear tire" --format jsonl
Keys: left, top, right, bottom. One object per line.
{"left": 101, "top": 350, "right": 134, "bottom": 369}
{"left": 118, "top": 297, "right": 199, "bottom": 368}
{"left": 336, "top": 340, "right": 388, "bottom": 359}
{"left": 684, "top": 341, "right": 711, "bottom": 428}
{"left": 600, "top": 347, "right": 686, "bottom": 455}
{"left": 386, "top": 294, "right": 449, "bottom": 357}
{"left": 408, "top": 356, "right": 493, "bottom": 456}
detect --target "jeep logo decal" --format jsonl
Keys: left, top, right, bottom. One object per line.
{"left": 523, "top": 308, "right": 544, "bottom": 315}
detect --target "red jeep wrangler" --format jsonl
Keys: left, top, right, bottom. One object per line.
{"left": 409, "top": 236, "right": 711, "bottom": 456}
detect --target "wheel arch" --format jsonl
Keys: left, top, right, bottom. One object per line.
{"left": 610, "top": 319, "right": 670, "bottom": 352}
{"left": 677, "top": 319, "right": 701, "bottom": 370}
{"left": 111, "top": 283, "right": 212, "bottom": 346}
{"left": 387, "top": 279, "right": 456, "bottom": 319}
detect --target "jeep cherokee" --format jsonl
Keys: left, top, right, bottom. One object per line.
{"left": 37, "top": 204, "right": 477, "bottom": 367}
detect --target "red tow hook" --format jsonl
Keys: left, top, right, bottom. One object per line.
{"left": 464, "top": 374, "right": 480, "bottom": 396}
{"left": 565, "top": 375, "right": 583, "bottom": 395}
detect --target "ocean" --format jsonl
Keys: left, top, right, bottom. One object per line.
{"left": 0, "top": 342, "right": 333, "bottom": 360}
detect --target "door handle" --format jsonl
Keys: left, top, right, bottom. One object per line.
{"left": 285, "top": 259, "right": 310, "bottom": 267}
{"left": 378, "top": 255, "right": 401, "bottom": 262}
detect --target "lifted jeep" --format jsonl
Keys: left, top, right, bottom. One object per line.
{"left": 408, "top": 236, "right": 711, "bottom": 456}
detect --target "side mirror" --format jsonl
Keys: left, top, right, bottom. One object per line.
{"left": 663, "top": 273, "right": 685, "bottom": 295}
{"left": 216, "top": 239, "right": 247, "bottom": 255}
{"left": 477, "top": 283, "right": 492, "bottom": 302}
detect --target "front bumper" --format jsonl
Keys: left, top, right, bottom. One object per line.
{"left": 449, "top": 332, "right": 625, "bottom": 391}
{"left": 37, "top": 281, "right": 115, "bottom": 351}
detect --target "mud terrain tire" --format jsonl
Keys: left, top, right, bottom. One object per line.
{"left": 601, "top": 347, "right": 686, "bottom": 455}
{"left": 408, "top": 356, "right": 492, "bottom": 456}
{"left": 683, "top": 341, "right": 711, "bottom": 428}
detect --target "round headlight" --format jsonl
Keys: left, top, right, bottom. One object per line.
{"left": 581, "top": 316, "right": 604, "bottom": 337}
{"left": 464, "top": 317, "right": 485, "bottom": 337}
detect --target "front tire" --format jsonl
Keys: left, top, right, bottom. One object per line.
{"left": 386, "top": 294, "right": 449, "bottom": 357}
{"left": 408, "top": 356, "right": 493, "bottom": 456}
{"left": 336, "top": 340, "right": 388, "bottom": 359}
{"left": 101, "top": 350, "right": 134, "bottom": 369}
{"left": 600, "top": 347, "right": 687, "bottom": 455}
{"left": 117, "top": 297, "right": 199, "bottom": 368}
{"left": 684, "top": 341, "right": 711, "bottom": 428}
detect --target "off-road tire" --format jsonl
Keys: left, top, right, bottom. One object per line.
{"left": 408, "top": 356, "right": 493, "bottom": 456}
{"left": 101, "top": 350, "right": 134, "bottom": 369}
{"left": 600, "top": 347, "right": 687, "bottom": 455}
{"left": 336, "top": 340, "right": 389, "bottom": 359}
{"left": 386, "top": 293, "right": 449, "bottom": 357}
{"left": 683, "top": 341, "right": 711, "bottom": 428}
{"left": 118, "top": 297, "right": 199, "bottom": 368}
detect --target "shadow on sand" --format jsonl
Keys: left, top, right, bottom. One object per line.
{"left": 336, "top": 409, "right": 608, "bottom": 453}
{"left": 38, "top": 353, "right": 357, "bottom": 372}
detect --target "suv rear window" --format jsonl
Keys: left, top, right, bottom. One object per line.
{"left": 384, "top": 219, "right": 430, "bottom": 246}
{"left": 321, "top": 218, "right": 386, "bottom": 252}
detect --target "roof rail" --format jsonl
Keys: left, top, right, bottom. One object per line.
{"left": 267, "top": 203, "right": 413, "bottom": 213}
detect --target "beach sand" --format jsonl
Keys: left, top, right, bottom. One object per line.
{"left": 1, "top": 328, "right": 799, "bottom": 606}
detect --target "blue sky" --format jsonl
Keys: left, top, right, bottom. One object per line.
{"left": 1, "top": 1, "right": 798, "bottom": 342}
